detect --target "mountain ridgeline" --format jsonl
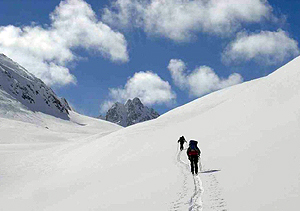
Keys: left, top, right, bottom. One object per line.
{"left": 0, "top": 53, "right": 71, "bottom": 119}
{"left": 101, "top": 98, "right": 160, "bottom": 127}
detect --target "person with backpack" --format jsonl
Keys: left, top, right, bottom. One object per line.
{"left": 187, "top": 140, "right": 201, "bottom": 175}
{"left": 178, "top": 136, "right": 187, "bottom": 151}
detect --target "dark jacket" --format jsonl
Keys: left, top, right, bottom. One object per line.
{"left": 178, "top": 136, "right": 187, "bottom": 144}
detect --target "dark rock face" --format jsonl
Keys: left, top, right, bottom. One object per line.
{"left": 0, "top": 53, "right": 70, "bottom": 119}
{"left": 61, "top": 98, "right": 72, "bottom": 111}
{"left": 105, "top": 102, "right": 127, "bottom": 126}
{"left": 104, "top": 97, "right": 160, "bottom": 127}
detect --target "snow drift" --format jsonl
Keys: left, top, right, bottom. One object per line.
{"left": 1, "top": 55, "right": 300, "bottom": 210}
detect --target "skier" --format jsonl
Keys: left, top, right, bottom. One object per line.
{"left": 187, "top": 140, "right": 201, "bottom": 175}
{"left": 178, "top": 136, "right": 187, "bottom": 151}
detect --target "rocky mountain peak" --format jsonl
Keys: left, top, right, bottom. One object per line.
{"left": 132, "top": 97, "right": 142, "bottom": 104}
{"left": 103, "top": 97, "right": 159, "bottom": 127}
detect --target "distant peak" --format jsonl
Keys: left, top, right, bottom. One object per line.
{"left": 125, "top": 97, "right": 142, "bottom": 104}
{"left": 125, "top": 99, "right": 132, "bottom": 105}
{"left": 102, "top": 97, "right": 159, "bottom": 127}
{"left": 132, "top": 97, "right": 142, "bottom": 104}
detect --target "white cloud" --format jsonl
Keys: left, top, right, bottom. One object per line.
{"left": 0, "top": 0, "right": 128, "bottom": 86}
{"left": 222, "top": 29, "right": 300, "bottom": 65}
{"left": 168, "top": 59, "right": 243, "bottom": 97}
{"left": 101, "top": 71, "right": 176, "bottom": 113}
{"left": 103, "top": 0, "right": 272, "bottom": 41}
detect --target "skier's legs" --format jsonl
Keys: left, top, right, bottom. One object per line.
{"left": 190, "top": 159, "right": 194, "bottom": 174}
{"left": 180, "top": 143, "right": 184, "bottom": 151}
{"left": 194, "top": 157, "right": 199, "bottom": 174}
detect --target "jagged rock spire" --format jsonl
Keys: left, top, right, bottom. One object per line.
{"left": 103, "top": 97, "right": 159, "bottom": 127}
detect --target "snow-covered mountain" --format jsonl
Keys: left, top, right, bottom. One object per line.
{"left": 1, "top": 56, "right": 300, "bottom": 211}
{"left": 104, "top": 97, "right": 160, "bottom": 126}
{"left": 0, "top": 53, "right": 122, "bottom": 141}
{"left": 0, "top": 53, "right": 69, "bottom": 119}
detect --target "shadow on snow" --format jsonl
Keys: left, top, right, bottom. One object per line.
{"left": 200, "top": 169, "right": 220, "bottom": 174}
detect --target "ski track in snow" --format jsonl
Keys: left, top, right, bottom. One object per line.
{"left": 170, "top": 149, "right": 203, "bottom": 211}
{"left": 171, "top": 149, "right": 227, "bottom": 211}
{"left": 200, "top": 171, "right": 227, "bottom": 211}
{"left": 189, "top": 175, "right": 203, "bottom": 211}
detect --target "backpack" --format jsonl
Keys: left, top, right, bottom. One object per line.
{"left": 188, "top": 140, "right": 200, "bottom": 156}
{"left": 188, "top": 148, "right": 199, "bottom": 156}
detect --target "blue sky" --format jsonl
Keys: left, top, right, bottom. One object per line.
{"left": 0, "top": 0, "right": 299, "bottom": 117}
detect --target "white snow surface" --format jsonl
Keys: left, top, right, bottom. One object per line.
{"left": 1, "top": 56, "right": 300, "bottom": 210}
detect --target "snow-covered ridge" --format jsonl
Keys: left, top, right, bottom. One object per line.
{"left": 0, "top": 53, "right": 69, "bottom": 119}
{"left": 104, "top": 97, "right": 160, "bottom": 127}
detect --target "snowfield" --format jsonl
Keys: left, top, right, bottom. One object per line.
{"left": 1, "top": 56, "right": 300, "bottom": 210}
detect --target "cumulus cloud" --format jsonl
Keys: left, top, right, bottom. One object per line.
{"left": 101, "top": 71, "right": 176, "bottom": 113}
{"left": 168, "top": 59, "right": 243, "bottom": 97}
{"left": 0, "top": 0, "right": 128, "bottom": 86}
{"left": 222, "top": 29, "right": 300, "bottom": 65}
{"left": 103, "top": 0, "right": 272, "bottom": 41}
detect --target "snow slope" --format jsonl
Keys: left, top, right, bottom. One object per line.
{"left": 1, "top": 56, "right": 300, "bottom": 210}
